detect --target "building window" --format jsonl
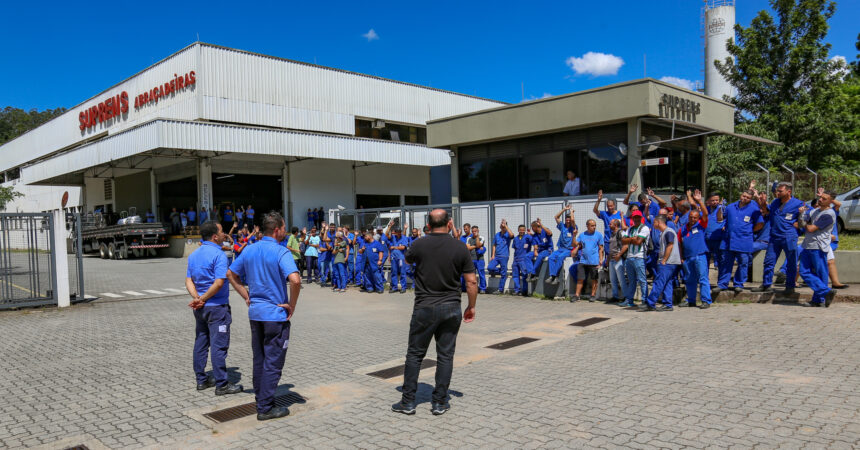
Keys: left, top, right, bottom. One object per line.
{"left": 488, "top": 158, "right": 519, "bottom": 200}
{"left": 355, "top": 119, "right": 426, "bottom": 144}
{"left": 459, "top": 161, "right": 487, "bottom": 202}
{"left": 640, "top": 148, "right": 703, "bottom": 192}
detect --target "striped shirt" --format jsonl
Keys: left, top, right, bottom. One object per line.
{"left": 625, "top": 224, "right": 650, "bottom": 259}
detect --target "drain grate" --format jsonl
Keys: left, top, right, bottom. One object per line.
{"left": 367, "top": 359, "right": 436, "bottom": 379}
{"left": 63, "top": 446, "right": 89, "bottom": 450}
{"left": 203, "top": 392, "right": 306, "bottom": 423}
{"left": 569, "top": 317, "right": 610, "bottom": 327}
{"left": 485, "top": 337, "right": 540, "bottom": 350}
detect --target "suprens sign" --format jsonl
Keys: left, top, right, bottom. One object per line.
{"left": 78, "top": 70, "right": 196, "bottom": 132}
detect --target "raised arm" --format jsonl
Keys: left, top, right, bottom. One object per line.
{"left": 622, "top": 184, "right": 638, "bottom": 206}
{"left": 647, "top": 188, "right": 668, "bottom": 208}
{"left": 593, "top": 190, "right": 603, "bottom": 216}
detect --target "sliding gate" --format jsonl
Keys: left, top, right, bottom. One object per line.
{"left": 0, "top": 213, "right": 56, "bottom": 309}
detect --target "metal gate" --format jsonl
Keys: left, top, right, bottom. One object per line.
{"left": 66, "top": 212, "right": 85, "bottom": 303}
{"left": 0, "top": 213, "right": 56, "bottom": 309}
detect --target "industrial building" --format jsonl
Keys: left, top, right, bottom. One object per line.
{"left": 427, "top": 78, "right": 776, "bottom": 203}
{"left": 0, "top": 43, "right": 503, "bottom": 225}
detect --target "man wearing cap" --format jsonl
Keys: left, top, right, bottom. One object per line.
{"left": 226, "top": 212, "right": 301, "bottom": 421}
{"left": 186, "top": 221, "right": 244, "bottom": 395}
{"left": 620, "top": 209, "right": 650, "bottom": 307}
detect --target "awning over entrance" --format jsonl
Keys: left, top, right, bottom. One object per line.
{"left": 637, "top": 117, "right": 783, "bottom": 148}
{"left": 22, "top": 119, "right": 451, "bottom": 185}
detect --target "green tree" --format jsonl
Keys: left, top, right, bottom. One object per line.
{"left": 0, "top": 185, "right": 23, "bottom": 211}
{"left": 0, "top": 106, "right": 67, "bottom": 146}
{"left": 712, "top": 0, "right": 859, "bottom": 171}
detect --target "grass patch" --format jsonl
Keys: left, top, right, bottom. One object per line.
{"left": 728, "top": 298, "right": 752, "bottom": 304}
{"left": 838, "top": 230, "right": 860, "bottom": 251}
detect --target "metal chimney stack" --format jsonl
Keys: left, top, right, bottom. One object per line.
{"left": 704, "top": 0, "right": 735, "bottom": 101}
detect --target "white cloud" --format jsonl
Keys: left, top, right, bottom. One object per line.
{"left": 565, "top": 52, "right": 624, "bottom": 76}
{"left": 831, "top": 55, "right": 849, "bottom": 78}
{"left": 362, "top": 29, "right": 379, "bottom": 42}
{"left": 659, "top": 76, "right": 696, "bottom": 91}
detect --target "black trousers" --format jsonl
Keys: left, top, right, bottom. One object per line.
{"left": 401, "top": 302, "right": 462, "bottom": 404}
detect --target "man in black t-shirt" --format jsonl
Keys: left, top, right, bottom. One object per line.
{"left": 391, "top": 209, "right": 477, "bottom": 416}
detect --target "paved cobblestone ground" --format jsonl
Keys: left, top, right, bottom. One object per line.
{"left": 2, "top": 258, "right": 860, "bottom": 448}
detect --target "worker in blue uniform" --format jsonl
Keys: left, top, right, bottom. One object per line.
{"left": 715, "top": 189, "right": 764, "bottom": 294}
{"left": 546, "top": 205, "right": 577, "bottom": 285}
{"left": 363, "top": 232, "right": 386, "bottom": 293}
{"left": 226, "top": 212, "right": 301, "bottom": 421}
{"left": 678, "top": 190, "right": 712, "bottom": 308}
{"left": 486, "top": 220, "right": 514, "bottom": 293}
{"left": 377, "top": 226, "right": 391, "bottom": 288}
{"left": 593, "top": 190, "right": 623, "bottom": 267}
{"left": 797, "top": 192, "right": 838, "bottom": 307}
{"left": 459, "top": 223, "right": 471, "bottom": 291}
{"left": 466, "top": 226, "right": 487, "bottom": 293}
{"left": 751, "top": 181, "right": 803, "bottom": 294}
{"left": 642, "top": 214, "right": 680, "bottom": 311}
{"left": 511, "top": 225, "right": 533, "bottom": 296}
{"left": 186, "top": 221, "right": 244, "bottom": 395}
{"left": 355, "top": 230, "right": 366, "bottom": 288}
{"left": 344, "top": 226, "right": 357, "bottom": 285}
{"left": 318, "top": 228, "right": 332, "bottom": 287}
{"left": 527, "top": 219, "right": 553, "bottom": 282}
{"left": 405, "top": 225, "right": 420, "bottom": 289}
{"left": 387, "top": 226, "right": 408, "bottom": 293}
{"left": 704, "top": 193, "right": 725, "bottom": 270}
{"left": 145, "top": 209, "right": 156, "bottom": 223}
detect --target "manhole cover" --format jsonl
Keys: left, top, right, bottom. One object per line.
{"left": 569, "top": 317, "right": 610, "bottom": 327}
{"left": 485, "top": 337, "right": 540, "bottom": 350}
{"left": 203, "top": 392, "right": 306, "bottom": 423}
{"left": 367, "top": 359, "right": 436, "bottom": 379}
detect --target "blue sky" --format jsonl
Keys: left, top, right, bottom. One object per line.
{"left": 1, "top": 0, "right": 857, "bottom": 109}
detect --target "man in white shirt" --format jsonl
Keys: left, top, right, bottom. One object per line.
{"left": 563, "top": 171, "right": 581, "bottom": 196}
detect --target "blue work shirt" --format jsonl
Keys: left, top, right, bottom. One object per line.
{"left": 598, "top": 211, "right": 622, "bottom": 245}
{"left": 724, "top": 201, "right": 764, "bottom": 253}
{"left": 199, "top": 211, "right": 208, "bottom": 224}
{"left": 629, "top": 200, "right": 661, "bottom": 219}
{"left": 188, "top": 211, "right": 197, "bottom": 223}
{"left": 229, "top": 236, "right": 298, "bottom": 322}
{"left": 308, "top": 211, "right": 315, "bottom": 222}
{"left": 577, "top": 231, "right": 604, "bottom": 265}
{"left": 366, "top": 240, "right": 386, "bottom": 265}
{"left": 833, "top": 210, "right": 840, "bottom": 243}
{"left": 186, "top": 241, "right": 230, "bottom": 306}
{"left": 766, "top": 197, "right": 804, "bottom": 242}
{"left": 223, "top": 209, "right": 233, "bottom": 222}
{"left": 754, "top": 218, "right": 770, "bottom": 244}
{"left": 493, "top": 231, "right": 513, "bottom": 258}
{"left": 318, "top": 239, "right": 331, "bottom": 261}
{"left": 677, "top": 211, "right": 690, "bottom": 230}
{"left": 246, "top": 208, "right": 254, "bottom": 219}
{"left": 378, "top": 234, "right": 390, "bottom": 260}
{"left": 705, "top": 205, "right": 725, "bottom": 241}
{"left": 512, "top": 234, "right": 533, "bottom": 261}
{"left": 531, "top": 229, "right": 553, "bottom": 252}
{"left": 389, "top": 235, "right": 407, "bottom": 259}
{"left": 680, "top": 217, "right": 709, "bottom": 258}
{"left": 556, "top": 222, "right": 577, "bottom": 251}
{"left": 145, "top": 213, "right": 155, "bottom": 223}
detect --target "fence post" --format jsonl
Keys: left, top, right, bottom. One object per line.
{"left": 75, "top": 213, "right": 84, "bottom": 300}
{"left": 781, "top": 164, "right": 794, "bottom": 189}
{"left": 754, "top": 163, "right": 770, "bottom": 201}
{"left": 51, "top": 210, "right": 70, "bottom": 308}
{"left": 805, "top": 167, "right": 817, "bottom": 196}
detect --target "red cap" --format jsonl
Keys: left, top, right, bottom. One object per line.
{"left": 631, "top": 211, "right": 644, "bottom": 219}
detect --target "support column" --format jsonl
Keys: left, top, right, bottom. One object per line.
{"left": 282, "top": 162, "right": 290, "bottom": 226}
{"left": 149, "top": 170, "right": 157, "bottom": 218}
{"left": 626, "top": 118, "right": 642, "bottom": 196}
{"left": 52, "top": 209, "right": 70, "bottom": 308}
{"left": 450, "top": 146, "right": 459, "bottom": 204}
{"left": 197, "top": 159, "right": 213, "bottom": 215}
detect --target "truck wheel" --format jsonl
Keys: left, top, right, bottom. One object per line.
{"left": 99, "top": 243, "right": 108, "bottom": 259}
{"left": 108, "top": 243, "right": 116, "bottom": 260}
{"left": 119, "top": 246, "right": 128, "bottom": 260}
{"left": 132, "top": 248, "right": 142, "bottom": 258}
{"left": 148, "top": 248, "right": 157, "bottom": 257}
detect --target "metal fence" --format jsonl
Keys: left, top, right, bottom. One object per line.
{"left": 0, "top": 213, "right": 56, "bottom": 309}
{"left": 66, "top": 213, "right": 85, "bottom": 303}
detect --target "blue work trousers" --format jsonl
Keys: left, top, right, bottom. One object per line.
{"left": 319, "top": 255, "right": 331, "bottom": 284}
{"left": 548, "top": 249, "right": 571, "bottom": 277}
{"left": 763, "top": 240, "right": 797, "bottom": 288}
{"left": 193, "top": 305, "right": 232, "bottom": 387}
{"left": 718, "top": 250, "right": 750, "bottom": 289}
{"left": 531, "top": 250, "right": 552, "bottom": 275}
{"left": 487, "top": 256, "right": 509, "bottom": 292}
{"left": 646, "top": 263, "right": 678, "bottom": 308}
{"left": 511, "top": 258, "right": 532, "bottom": 295}
{"left": 249, "top": 320, "right": 290, "bottom": 414}
{"left": 364, "top": 260, "right": 384, "bottom": 292}
{"left": 333, "top": 262, "right": 347, "bottom": 290}
{"left": 624, "top": 257, "right": 648, "bottom": 303}
{"left": 390, "top": 256, "right": 407, "bottom": 290}
{"left": 798, "top": 249, "right": 830, "bottom": 304}
{"left": 473, "top": 259, "right": 487, "bottom": 290}
{"left": 406, "top": 263, "right": 416, "bottom": 289}
{"left": 347, "top": 253, "right": 356, "bottom": 284}
{"left": 706, "top": 239, "right": 722, "bottom": 270}
{"left": 684, "top": 254, "right": 712, "bottom": 305}
{"left": 355, "top": 254, "right": 365, "bottom": 285}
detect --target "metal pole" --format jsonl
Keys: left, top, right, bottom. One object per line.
{"left": 780, "top": 164, "right": 795, "bottom": 189}
{"left": 754, "top": 163, "right": 770, "bottom": 201}
{"left": 805, "top": 166, "right": 818, "bottom": 196}
{"left": 75, "top": 213, "right": 84, "bottom": 300}
{"left": 47, "top": 214, "right": 58, "bottom": 304}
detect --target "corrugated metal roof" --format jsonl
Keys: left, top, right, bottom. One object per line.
{"left": 22, "top": 119, "right": 451, "bottom": 184}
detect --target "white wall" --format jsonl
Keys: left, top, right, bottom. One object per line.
{"left": 83, "top": 177, "right": 113, "bottom": 213}
{"left": 1, "top": 181, "right": 81, "bottom": 213}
